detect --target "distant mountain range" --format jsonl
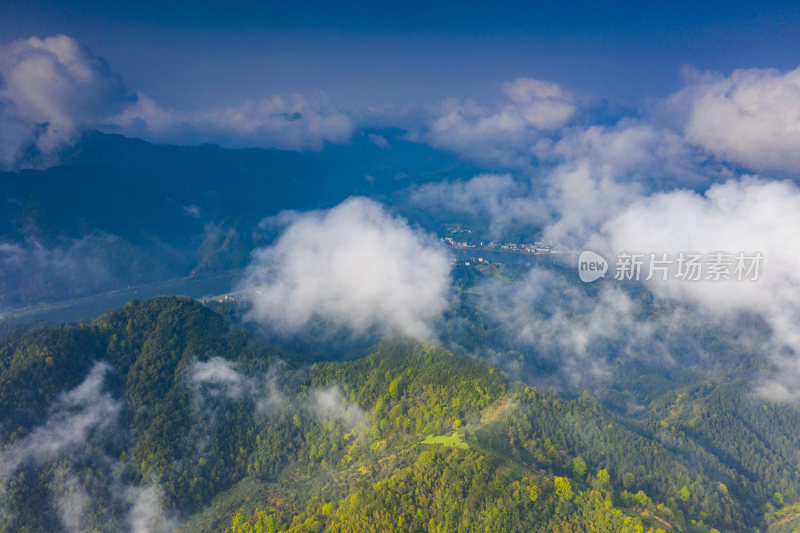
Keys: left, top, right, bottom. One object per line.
{"left": 0, "top": 130, "right": 480, "bottom": 308}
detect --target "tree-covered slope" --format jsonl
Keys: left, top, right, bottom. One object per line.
{"left": 1, "top": 297, "right": 799, "bottom": 532}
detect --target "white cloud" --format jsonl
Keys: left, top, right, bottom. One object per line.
{"left": 0, "top": 35, "right": 131, "bottom": 134}
{"left": 190, "top": 356, "right": 250, "bottom": 399}
{"left": 188, "top": 356, "right": 286, "bottom": 412}
{"left": 537, "top": 118, "right": 737, "bottom": 247}
{"left": 413, "top": 120, "right": 721, "bottom": 242}
{"left": 477, "top": 268, "right": 685, "bottom": 384}
{"left": 184, "top": 92, "right": 354, "bottom": 150}
{"left": 0, "top": 361, "right": 181, "bottom": 531}
{"left": 410, "top": 173, "right": 548, "bottom": 236}
{"left": 109, "top": 91, "right": 173, "bottom": 134}
{"left": 503, "top": 78, "right": 576, "bottom": 130}
{"left": 255, "top": 365, "right": 288, "bottom": 413}
{"left": 109, "top": 88, "right": 355, "bottom": 150}
{"left": 598, "top": 178, "right": 800, "bottom": 317}
{"left": 591, "top": 177, "right": 800, "bottom": 398}
{"left": 463, "top": 171, "right": 796, "bottom": 394}
{"left": 672, "top": 65, "right": 800, "bottom": 173}
{"left": 53, "top": 471, "right": 91, "bottom": 533}
{"left": 0, "top": 100, "right": 40, "bottom": 169}
{"left": 550, "top": 120, "right": 711, "bottom": 187}
{"left": 417, "top": 93, "right": 800, "bottom": 397}
{"left": 540, "top": 161, "right": 633, "bottom": 246}
{"left": 124, "top": 485, "right": 178, "bottom": 533}
{"left": 0, "top": 35, "right": 133, "bottom": 168}
{"left": 311, "top": 385, "right": 367, "bottom": 432}
{"left": 182, "top": 204, "right": 201, "bottom": 219}
{"left": 240, "top": 197, "right": 452, "bottom": 340}
{"left": 424, "top": 77, "right": 575, "bottom": 167}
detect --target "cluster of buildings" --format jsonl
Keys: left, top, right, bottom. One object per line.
{"left": 486, "top": 241, "right": 559, "bottom": 254}
{"left": 440, "top": 236, "right": 559, "bottom": 255}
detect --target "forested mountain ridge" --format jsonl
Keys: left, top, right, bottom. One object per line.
{"left": 0, "top": 297, "right": 798, "bottom": 532}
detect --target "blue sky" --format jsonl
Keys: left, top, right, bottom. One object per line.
{"left": 2, "top": 0, "right": 799, "bottom": 110}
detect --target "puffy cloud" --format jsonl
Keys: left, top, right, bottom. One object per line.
{"left": 0, "top": 361, "right": 118, "bottom": 478}
{"left": 413, "top": 120, "right": 721, "bottom": 242}
{"left": 541, "top": 160, "right": 638, "bottom": 246}
{"left": 477, "top": 269, "right": 638, "bottom": 381}
{"left": 0, "top": 35, "right": 130, "bottom": 126}
{"left": 672, "top": 65, "right": 800, "bottom": 173}
{"left": 535, "top": 124, "right": 800, "bottom": 396}
{"left": 240, "top": 197, "right": 452, "bottom": 340}
{"left": 549, "top": 120, "right": 712, "bottom": 187}
{"left": 474, "top": 266, "right": 741, "bottom": 384}
{"left": 0, "top": 101, "right": 40, "bottom": 169}
{"left": 539, "top": 119, "right": 732, "bottom": 246}
{"left": 0, "top": 35, "right": 133, "bottom": 168}
{"left": 592, "top": 178, "right": 800, "bottom": 398}
{"left": 600, "top": 178, "right": 799, "bottom": 311}
{"left": 503, "top": 78, "right": 576, "bottom": 130}
{"left": 472, "top": 171, "right": 797, "bottom": 394}
{"left": 423, "top": 77, "right": 575, "bottom": 167}
{"left": 417, "top": 90, "right": 800, "bottom": 398}
{"left": 405, "top": 67, "right": 800, "bottom": 399}
{"left": 108, "top": 92, "right": 173, "bottom": 135}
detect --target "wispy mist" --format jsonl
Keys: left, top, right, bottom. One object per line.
{"left": 0, "top": 361, "right": 118, "bottom": 478}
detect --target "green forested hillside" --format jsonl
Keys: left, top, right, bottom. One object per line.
{"left": 0, "top": 297, "right": 798, "bottom": 532}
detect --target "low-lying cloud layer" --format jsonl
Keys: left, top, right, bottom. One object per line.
{"left": 412, "top": 64, "right": 800, "bottom": 399}
{"left": 240, "top": 197, "right": 452, "bottom": 340}
{"left": 594, "top": 178, "right": 800, "bottom": 399}
{"left": 439, "top": 147, "right": 800, "bottom": 397}
{"left": 672, "top": 66, "right": 800, "bottom": 173}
